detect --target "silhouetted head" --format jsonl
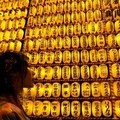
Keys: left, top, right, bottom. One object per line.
{"left": 0, "top": 51, "right": 33, "bottom": 96}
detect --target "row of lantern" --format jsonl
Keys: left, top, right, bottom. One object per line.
{"left": 1, "top": 21, "right": 120, "bottom": 42}
{"left": 1, "top": 30, "right": 120, "bottom": 48}
{"left": 0, "top": 29, "right": 24, "bottom": 41}
{"left": 25, "top": 21, "right": 120, "bottom": 38}
{"left": 23, "top": 81, "right": 120, "bottom": 98}
{"left": 24, "top": 49, "right": 120, "bottom": 64}
{"left": 28, "top": 64, "right": 120, "bottom": 80}
{"left": 0, "top": 0, "right": 29, "bottom": 11}
{"left": 30, "top": 0, "right": 120, "bottom": 11}
{"left": 23, "top": 35, "right": 120, "bottom": 50}
{"left": 22, "top": 100, "right": 120, "bottom": 118}
{"left": 0, "top": 40, "right": 22, "bottom": 52}
{"left": 28, "top": 7, "right": 120, "bottom": 22}
{"left": 0, "top": 18, "right": 26, "bottom": 31}
{"left": 0, "top": 9, "right": 28, "bottom": 20}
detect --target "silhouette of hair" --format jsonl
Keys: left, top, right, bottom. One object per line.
{"left": 0, "top": 51, "right": 29, "bottom": 96}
